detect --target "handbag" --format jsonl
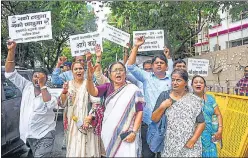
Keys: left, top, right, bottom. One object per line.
{"left": 146, "top": 114, "right": 167, "bottom": 153}
{"left": 146, "top": 90, "right": 170, "bottom": 153}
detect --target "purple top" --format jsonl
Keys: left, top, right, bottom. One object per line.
{"left": 96, "top": 83, "right": 143, "bottom": 112}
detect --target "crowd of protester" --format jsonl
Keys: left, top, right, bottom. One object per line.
{"left": 8, "top": 35, "right": 248, "bottom": 157}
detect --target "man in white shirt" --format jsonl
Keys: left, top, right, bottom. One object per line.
{"left": 5, "top": 41, "right": 57, "bottom": 157}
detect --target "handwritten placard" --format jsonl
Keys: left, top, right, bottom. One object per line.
{"left": 188, "top": 58, "right": 209, "bottom": 76}
{"left": 133, "top": 30, "right": 164, "bottom": 52}
{"left": 8, "top": 11, "right": 52, "bottom": 43}
{"left": 69, "top": 32, "right": 102, "bottom": 56}
{"left": 102, "top": 24, "right": 130, "bottom": 48}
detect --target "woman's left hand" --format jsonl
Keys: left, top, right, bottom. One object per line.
{"left": 185, "top": 138, "right": 197, "bottom": 149}
{"left": 214, "top": 130, "right": 222, "bottom": 140}
{"left": 82, "top": 116, "right": 92, "bottom": 130}
{"left": 124, "top": 132, "right": 136, "bottom": 143}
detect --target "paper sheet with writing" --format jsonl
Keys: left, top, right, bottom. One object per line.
{"left": 102, "top": 24, "right": 130, "bottom": 48}
{"left": 69, "top": 32, "right": 102, "bottom": 56}
{"left": 133, "top": 30, "right": 164, "bottom": 52}
{"left": 188, "top": 58, "right": 209, "bottom": 76}
{"left": 8, "top": 11, "right": 52, "bottom": 43}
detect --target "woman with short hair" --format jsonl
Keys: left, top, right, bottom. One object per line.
{"left": 152, "top": 69, "right": 205, "bottom": 157}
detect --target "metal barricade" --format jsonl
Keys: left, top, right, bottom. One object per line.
{"left": 207, "top": 92, "right": 248, "bottom": 157}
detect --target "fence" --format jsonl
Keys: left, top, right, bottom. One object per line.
{"left": 207, "top": 92, "right": 248, "bottom": 157}
{"left": 207, "top": 86, "right": 248, "bottom": 96}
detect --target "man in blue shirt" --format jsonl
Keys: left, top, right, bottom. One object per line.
{"left": 127, "top": 36, "right": 172, "bottom": 157}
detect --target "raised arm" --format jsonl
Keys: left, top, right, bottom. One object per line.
{"left": 86, "top": 60, "right": 99, "bottom": 97}
{"left": 5, "top": 41, "right": 30, "bottom": 92}
{"left": 37, "top": 73, "right": 52, "bottom": 102}
{"left": 60, "top": 82, "right": 69, "bottom": 108}
{"left": 51, "top": 56, "right": 67, "bottom": 85}
{"left": 5, "top": 41, "right": 17, "bottom": 72}
{"left": 94, "top": 44, "right": 109, "bottom": 84}
{"left": 123, "top": 43, "right": 131, "bottom": 65}
{"left": 163, "top": 47, "right": 173, "bottom": 75}
{"left": 127, "top": 36, "right": 145, "bottom": 66}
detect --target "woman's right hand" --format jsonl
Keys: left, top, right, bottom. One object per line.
{"left": 62, "top": 82, "right": 69, "bottom": 94}
{"left": 160, "top": 98, "right": 173, "bottom": 109}
{"left": 87, "top": 60, "right": 98, "bottom": 81}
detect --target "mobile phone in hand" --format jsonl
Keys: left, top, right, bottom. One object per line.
{"left": 120, "top": 131, "right": 132, "bottom": 140}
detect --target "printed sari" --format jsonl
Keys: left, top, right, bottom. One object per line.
{"left": 201, "top": 94, "right": 218, "bottom": 157}
{"left": 101, "top": 83, "right": 145, "bottom": 157}
{"left": 162, "top": 93, "right": 203, "bottom": 157}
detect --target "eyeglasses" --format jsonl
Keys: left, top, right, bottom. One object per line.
{"left": 111, "top": 68, "right": 125, "bottom": 73}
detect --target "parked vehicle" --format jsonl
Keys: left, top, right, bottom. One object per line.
{"left": 46, "top": 74, "right": 64, "bottom": 116}
{"left": 1, "top": 66, "right": 33, "bottom": 156}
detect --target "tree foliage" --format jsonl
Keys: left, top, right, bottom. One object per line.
{"left": 1, "top": 1, "right": 96, "bottom": 72}
{"left": 108, "top": 1, "right": 248, "bottom": 59}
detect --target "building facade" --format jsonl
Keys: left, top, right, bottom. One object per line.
{"left": 195, "top": 10, "right": 248, "bottom": 55}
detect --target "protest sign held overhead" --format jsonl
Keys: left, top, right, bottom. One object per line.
{"left": 133, "top": 30, "right": 164, "bottom": 52}
{"left": 188, "top": 58, "right": 209, "bottom": 77}
{"left": 8, "top": 11, "right": 52, "bottom": 43}
{"left": 102, "top": 24, "right": 130, "bottom": 48}
{"left": 69, "top": 32, "right": 102, "bottom": 56}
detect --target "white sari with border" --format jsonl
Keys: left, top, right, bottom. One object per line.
{"left": 66, "top": 80, "right": 101, "bottom": 157}
{"left": 101, "top": 83, "right": 144, "bottom": 157}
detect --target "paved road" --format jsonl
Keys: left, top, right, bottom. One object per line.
{"left": 4, "top": 115, "right": 66, "bottom": 157}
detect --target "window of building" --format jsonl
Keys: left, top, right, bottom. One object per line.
{"left": 229, "top": 38, "right": 248, "bottom": 48}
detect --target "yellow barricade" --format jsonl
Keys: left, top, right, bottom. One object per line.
{"left": 207, "top": 92, "right": 248, "bottom": 157}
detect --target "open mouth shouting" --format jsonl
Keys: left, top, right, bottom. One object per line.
{"left": 115, "top": 75, "right": 122, "bottom": 82}
{"left": 194, "top": 85, "right": 203, "bottom": 92}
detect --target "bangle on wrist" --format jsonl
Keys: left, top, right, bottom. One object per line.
{"left": 131, "top": 130, "right": 138, "bottom": 135}
{"left": 7, "top": 60, "right": 14, "bottom": 63}
{"left": 40, "top": 86, "right": 47, "bottom": 90}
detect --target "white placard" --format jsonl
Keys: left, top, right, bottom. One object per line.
{"left": 69, "top": 32, "right": 102, "bottom": 56}
{"left": 188, "top": 58, "right": 209, "bottom": 76}
{"left": 102, "top": 24, "right": 130, "bottom": 48}
{"left": 8, "top": 11, "right": 52, "bottom": 43}
{"left": 133, "top": 30, "right": 164, "bottom": 52}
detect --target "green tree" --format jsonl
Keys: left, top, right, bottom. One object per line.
{"left": 108, "top": 1, "right": 248, "bottom": 59}
{"left": 1, "top": 1, "right": 96, "bottom": 72}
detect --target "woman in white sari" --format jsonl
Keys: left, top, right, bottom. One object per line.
{"left": 87, "top": 61, "right": 145, "bottom": 157}
{"left": 60, "top": 62, "right": 101, "bottom": 157}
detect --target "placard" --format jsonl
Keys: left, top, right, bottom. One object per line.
{"left": 188, "top": 58, "right": 209, "bottom": 76}
{"left": 8, "top": 11, "right": 52, "bottom": 43}
{"left": 102, "top": 24, "right": 130, "bottom": 48}
{"left": 133, "top": 30, "right": 164, "bottom": 52}
{"left": 69, "top": 32, "right": 102, "bottom": 56}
